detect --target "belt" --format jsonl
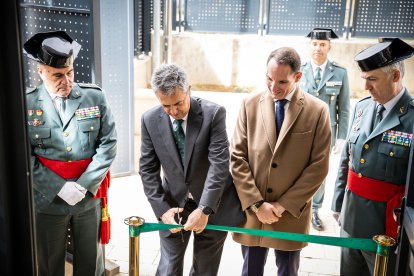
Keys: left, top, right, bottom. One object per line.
{"left": 347, "top": 169, "right": 405, "bottom": 238}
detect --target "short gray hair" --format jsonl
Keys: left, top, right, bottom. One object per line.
{"left": 381, "top": 61, "right": 405, "bottom": 78}
{"left": 151, "top": 64, "right": 189, "bottom": 96}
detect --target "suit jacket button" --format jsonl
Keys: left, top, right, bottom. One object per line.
{"left": 267, "top": 188, "right": 273, "bottom": 193}
{"left": 271, "top": 163, "right": 277, "bottom": 168}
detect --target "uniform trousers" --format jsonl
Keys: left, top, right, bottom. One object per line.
{"left": 340, "top": 228, "right": 396, "bottom": 276}
{"left": 312, "top": 178, "right": 326, "bottom": 210}
{"left": 36, "top": 205, "right": 104, "bottom": 276}
{"left": 156, "top": 229, "right": 227, "bottom": 276}
{"left": 241, "top": 245, "right": 301, "bottom": 276}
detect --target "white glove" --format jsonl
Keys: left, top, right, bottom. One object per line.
{"left": 58, "top": 181, "right": 87, "bottom": 206}
{"left": 332, "top": 139, "right": 345, "bottom": 154}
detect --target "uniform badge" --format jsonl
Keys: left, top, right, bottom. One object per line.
{"left": 27, "top": 110, "right": 34, "bottom": 116}
{"left": 75, "top": 106, "right": 101, "bottom": 120}
{"left": 36, "top": 109, "right": 43, "bottom": 116}
{"left": 357, "top": 109, "right": 363, "bottom": 117}
{"left": 381, "top": 130, "right": 413, "bottom": 147}
{"left": 28, "top": 118, "right": 45, "bottom": 127}
{"left": 400, "top": 107, "right": 405, "bottom": 113}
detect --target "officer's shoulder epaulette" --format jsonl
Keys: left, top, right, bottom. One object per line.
{"left": 331, "top": 61, "right": 345, "bottom": 69}
{"left": 26, "top": 87, "right": 37, "bottom": 94}
{"left": 78, "top": 82, "right": 102, "bottom": 90}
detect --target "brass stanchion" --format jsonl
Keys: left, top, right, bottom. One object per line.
{"left": 124, "top": 216, "right": 145, "bottom": 276}
{"left": 373, "top": 235, "right": 396, "bottom": 276}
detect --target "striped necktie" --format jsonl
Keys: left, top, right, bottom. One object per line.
{"left": 173, "top": 119, "right": 185, "bottom": 164}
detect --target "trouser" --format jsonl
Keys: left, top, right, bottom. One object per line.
{"left": 340, "top": 228, "right": 396, "bottom": 276}
{"left": 36, "top": 205, "right": 104, "bottom": 276}
{"left": 241, "top": 245, "right": 301, "bottom": 276}
{"left": 156, "top": 229, "right": 227, "bottom": 276}
{"left": 312, "top": 178, "right": 326, "bottom": 210}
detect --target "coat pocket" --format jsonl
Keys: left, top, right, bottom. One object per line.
{"left": 78, "top": 119, "right": 100, "bottom": 149}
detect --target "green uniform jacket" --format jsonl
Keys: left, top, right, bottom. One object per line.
{"left": 300, "top": 60, "right": 350, "bottom": 146}
{"left": 332, "top": 90, "right": 414, "bottom": 238}
{"left": 26, "top": 83, "right": 117, "bottom": 215}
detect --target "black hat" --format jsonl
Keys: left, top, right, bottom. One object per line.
{"left": 355, "top": 38, "right": 414, "bottom": 72}
{"left": 23, "top": 31, "right": 81, "bottom": 68}
{"left": 306, "top": 28, "right": 338, "bottom": 40}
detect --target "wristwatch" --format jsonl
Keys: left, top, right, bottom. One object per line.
{"left": 250, "top": 200, "right": 264, "bottom": 213}
{"left": 198, "top": 205, "right": 213, "bottom": 215}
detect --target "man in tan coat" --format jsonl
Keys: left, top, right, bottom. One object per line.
{"left": 230, "top": 47, "right": 331, "bottom": 276}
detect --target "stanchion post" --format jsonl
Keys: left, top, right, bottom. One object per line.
{"left": 372, "top": 235, "right": 396, "bottom": 276}
{"left": 125, "top": 216, "right": 145, "bottom": 276}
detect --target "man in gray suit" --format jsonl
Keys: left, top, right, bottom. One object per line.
{"left": 300, "top": 28, "right": 350, "bottom": 231}
{"left": 332, "top": 38, "right": 414, "bottom": 275}
{"left": 139, "top": 64, "right": 242, "bottom": 276}
{"left": 24, "top": 31, "right": 117, "bottom": 275}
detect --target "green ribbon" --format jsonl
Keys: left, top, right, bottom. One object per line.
{"left": 131, "top": 222, "right": 378, "bottom": 252}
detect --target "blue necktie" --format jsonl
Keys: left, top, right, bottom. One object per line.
{"left": 275, "top": 99, "right": 288, "bottom": 137}
{"left": 173, "top": 119, "right": 185, "bottom": 164}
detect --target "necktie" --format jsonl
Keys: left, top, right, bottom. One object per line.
{"left": 275, "top": 99, "right": 288, "bottom": 137}
{"left": 56, "top": 96, "right": 67, "bottom": 121}
{"left": 314, "top": 67, "right": 321, "bottom": 88}
{"left": 372, "top": 104, "right": 385, "bottom": 131}
{"left": 173, "top": 119, "right": 185, "bottom": 164}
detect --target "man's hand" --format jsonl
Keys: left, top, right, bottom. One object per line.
{"left": 256, "top": 202, "right": 280, "bottom": 225}
{"left": 58, "top": 181, "right": 86, "bottom": 206}
{"left": 183, "top": 208, "right": 209, "bottom": 234}
{"left": 272, "top": 202, "right": 286, "bottom": 217}
{"left": 160, "top": 208, "right": 184, "bottom": 233}
{"left": 332, "top": 139, "right": 345, "bottom": 154}
{"left": 332, "top": 212, "right": 341, "bottom": 226}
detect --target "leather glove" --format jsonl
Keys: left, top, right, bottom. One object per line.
{"left": 332, "top": 139, "right": 345, "bottom": 155}
{"left": 58, "top": 181, "right": 87, "bottom": 206}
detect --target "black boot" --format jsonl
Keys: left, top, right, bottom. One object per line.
{"left": 311, "top": 210, "right": 324, "bottom": 231}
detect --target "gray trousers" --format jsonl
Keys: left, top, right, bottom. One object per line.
{"left": 36, "top": 205, "right": 104, "bottom": 276}
{"left": 156, "top": 229, "right": 227, "bottom": 276}
{"left": 312, "top": 178, "right": 326, "bottom": 210}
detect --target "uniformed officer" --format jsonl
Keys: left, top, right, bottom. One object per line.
{"left": 332, "top": 38, "right": 414, "bottom": 276}
{"left": 300, "top": 28, "right": 350, "bottom": 231}
{"left": 24, "top": 31, "right": 117, "bottom": 276}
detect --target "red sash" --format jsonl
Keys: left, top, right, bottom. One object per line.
{"left": 347, "top": 169, "right": 405, "bottom": 239}
{"left": 36, "top": 155, "right": 111, "bottom": 244}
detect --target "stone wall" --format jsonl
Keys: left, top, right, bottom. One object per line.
{"left": 135, "top": 33, "right": 414, "bottom": 96}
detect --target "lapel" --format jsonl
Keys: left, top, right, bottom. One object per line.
{"left": 157, "top": 110, "right": 183, "bottom": 170}
{"left": 317, "top": 60, "right": 334, "bottom": 92}
{"left": 361, "top": 101, "right": 376, "bottom": 139}
{"left": 260, "top": 92, "right": 277, "bottom": 153}
{"left": 366, "top": 90, "right": 412, "bottom": 141}
{"left": 38, "top": 85, "right": 62, "bottom": 127}
{"left": 302, "top": 62, "right": 317, "bottom": 90}
{"left": 184, "top": 97, "right": 203, "bottom": 176}
{"left": 62, "top": 85, "right": 82, "bottom": 129}
{"left": 275, "top": 88, "right": 304, "bottom": 150}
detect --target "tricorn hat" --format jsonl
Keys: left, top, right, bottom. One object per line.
{"left": 355, "top": 37, "right": 414, "bottom": 72}
{"left": 23, "top": 31, "right": 81, "bottom": 68}
{"left": 306, "top": 28, "right": 339, "bottom": 40}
